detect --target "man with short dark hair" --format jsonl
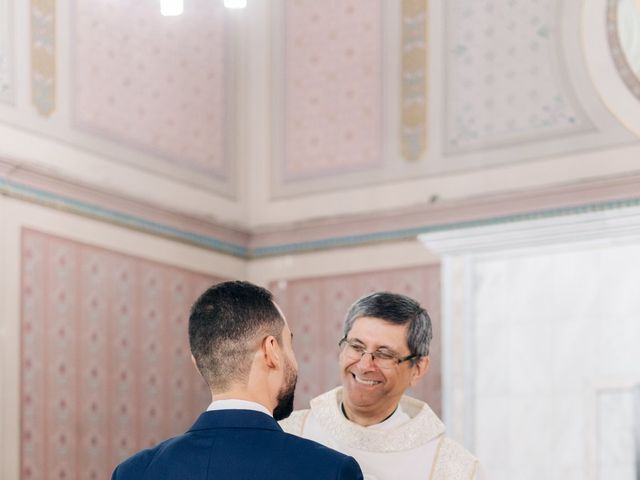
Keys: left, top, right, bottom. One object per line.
{"left": 281, "top": 291, "right": 486, "bottom": 480}
{"left": 112, "top": 280, "right": 363, "bottom": 480}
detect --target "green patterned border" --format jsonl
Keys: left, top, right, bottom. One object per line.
{"left": 3, "top": 174, "right": 640, "bottom": 258}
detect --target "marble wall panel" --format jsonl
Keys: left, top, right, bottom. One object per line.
{"left": 20, "top": 229, "right": 220, "bottom": 480}
{"left": 270, "top": 264, "right": 442, "bottom": 413}
{"left": 469, "top": 241, "right": 640, "bottom": 478}
{"left": 71, "top": 0, "right": 229, "bottom": 178}
{"left": 597, "top": 389, "right": 637, "bottom": 480}
{"left": 444, "top": 0, "right": 591, "bottom": 153}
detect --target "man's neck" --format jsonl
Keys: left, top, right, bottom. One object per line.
{"left": 341, "top": 400, "right": 399, "bottom": 427}
{"left": 211, "top": 388, "right": 273, "bottom": 414}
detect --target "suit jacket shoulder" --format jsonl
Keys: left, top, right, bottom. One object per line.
{"left": 112, "top": 410, "right": 362, "bottom": 480}
{"left": 111, "top": 435, "right": 183, "bottom": 479}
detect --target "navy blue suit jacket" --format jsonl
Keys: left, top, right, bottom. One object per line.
{"left": 112, "top": 409, "right": 363, "bottom": 479}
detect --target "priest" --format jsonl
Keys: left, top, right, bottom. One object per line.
{"left": 280, "top": 291, "right": 487, "bottom": 480}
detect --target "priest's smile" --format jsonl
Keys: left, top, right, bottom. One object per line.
{"left": 351, "top": 372, "right": 383, "bottom": 386}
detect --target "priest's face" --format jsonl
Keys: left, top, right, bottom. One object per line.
{"left": 340, "top": 316, "right": 419, "bottom": 418}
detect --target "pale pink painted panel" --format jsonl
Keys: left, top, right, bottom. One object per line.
{"left": 21, "top": 229, "right": 220, "bottom": 480}
{"left": 22, "top": 233, "right": 47, "bottom": 480}
{"left": 283, "top": 0, "right": 383, "bottom": 179}
{"left": 107, "top": 257, "right": 139, "bottom": 468}
{"left": 77, "top": 248, "right": 112, "bottom": 479}
{"left": 45, "top": 238, "right": 78, "bottom": 480}
{"left": 72, "top": 0, "right": 228, "bottom": 177}
{"left": 271, "top": 264, "right": 442, "bottom": 415}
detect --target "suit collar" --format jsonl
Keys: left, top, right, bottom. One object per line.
{"left": 189, "top": 409, "right": 283, "bottom": 433}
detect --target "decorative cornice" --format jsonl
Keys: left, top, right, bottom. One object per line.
{"left": 3, "top": 157, "right": 640, "bottom": 259}
{"left": 419, "top": 200, "right": 640, "bottom": 256}
{"left": 255, "top": 197, "right": 640, "bottom": 257}
{"left": 0, "top": 158, "right": 249, "bottom": 257}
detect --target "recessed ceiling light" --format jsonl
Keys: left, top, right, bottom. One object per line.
{"left": 224, "top": 0, "right": 247, "bottom": 9}
{"left": 160, "top": 0, "right": 184, "bottom": 16}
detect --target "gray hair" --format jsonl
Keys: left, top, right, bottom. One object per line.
{"left": 343, "top": 291, "right": 433, "bottom": 364}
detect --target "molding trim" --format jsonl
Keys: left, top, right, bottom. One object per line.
{"left": 0, "top": 158, "right": 249, "bottom": 257}
{"left": 419, "top": 201, "right": 640, "bottom": 256}
{"left": 3, "top": 157, "right": 640, "bottom": 259}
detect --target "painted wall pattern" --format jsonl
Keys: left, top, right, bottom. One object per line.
{"left": 282, "top": 0, "right": 384, "bottom": 180}
{"left": 271, "top": 264, "right": 442, "bottom": 415}
{"left": 0, "top": 0, "right": 12, "bottom": 103}
{"left": 71, "top": 0, "right": 229, "bottom": 178}
{"left": 444, "top": 0, "right": 590, "bottom": 153}
{"left": 31, "top": 0, "right": 56, "bottom": 116}
{"left": 21, "top": 229, "right": 218, "bottom": 480}
{"left": 401, "top": 0, "right": 428, "bottom": 162}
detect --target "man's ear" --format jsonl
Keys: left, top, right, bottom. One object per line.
{"left": 409, "top": 356, "right": 430, "bottom": 387}
{"left": 262, "top": 335, "right": 281, "bottom": 369}
{"left": 190, "top": 354, "right": 198, "bottom": 371}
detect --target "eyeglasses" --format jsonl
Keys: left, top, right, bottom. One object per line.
{"left": 338, "top": 337, "right": 417, "bottom": 369}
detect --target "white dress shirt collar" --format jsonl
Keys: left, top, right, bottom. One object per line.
{"left": 206, "top": 399, "right": 272, "bottom": 417}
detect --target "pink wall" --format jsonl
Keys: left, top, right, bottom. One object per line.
{"left": 271, "top": 264, "right": 442, "bottom": 415}
{"left": 21, "top": 229, "right": 221, "bottom": 480}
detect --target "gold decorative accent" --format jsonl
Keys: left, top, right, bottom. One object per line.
{"left": 31, "top": 0, "right": 55, "bottom": 116}
{"left": 401, "top": 0, "right": 428, "bottom": 161}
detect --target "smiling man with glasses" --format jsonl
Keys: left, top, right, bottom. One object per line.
{"left": 281, "top": 291, "right": 487, "bottom": 480}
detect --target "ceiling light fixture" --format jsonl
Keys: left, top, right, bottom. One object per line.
{"left": 160, "top": 0, "right": 184, "bottom": 16}
{"left": 224, "top": 0, "right": 247, "bottom": 9}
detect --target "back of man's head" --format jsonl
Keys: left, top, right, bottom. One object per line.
{"left": 189, "top": 280, "right": 283, "bottom": 391}
{"left": 343, "top": 291, "right": 433, "bottom": 361}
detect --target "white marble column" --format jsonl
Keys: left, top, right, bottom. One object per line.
{"left": 420, "top": 204, "right": 640, "bottom": 480}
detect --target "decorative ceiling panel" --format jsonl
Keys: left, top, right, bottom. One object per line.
{"left": 444, "top": 0, "right": 591, "bottom": 153}
{"left": 280, "top": 0, "right": 384, "bottom": 180}
{"left": 72, "top": 0, "right": 230, "bottom": 179}
{"left": 0, "top": 0, "right": 13, "bottom": 103}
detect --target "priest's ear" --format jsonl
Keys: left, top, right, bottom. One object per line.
{"left": 409, "top": 356, "right": 430, "bottom": 387}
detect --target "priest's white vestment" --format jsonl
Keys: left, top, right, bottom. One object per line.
{"left": 280, "top": 387, "right": 486, "bottom": 480}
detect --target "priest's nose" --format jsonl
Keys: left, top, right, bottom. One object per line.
{"left": 357, "top": 352, "right": 376, "bottom": 370}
